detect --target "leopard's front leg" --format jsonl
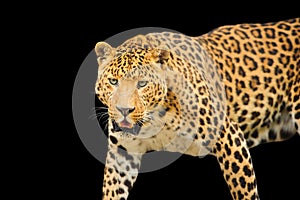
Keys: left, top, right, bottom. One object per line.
{"left": 102, "top": 142, "right": 142, "bottom": 200}
{"left": 213, "top": 117, "right": 260, "bottom": 200}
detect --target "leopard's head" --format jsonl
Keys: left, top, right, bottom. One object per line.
{"left": 95, "top": 37, "right": 171, "bottom": 138}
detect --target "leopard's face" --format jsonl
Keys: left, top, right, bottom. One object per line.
{"left": 95, "top": 43, "right": 169, "bottom": 138}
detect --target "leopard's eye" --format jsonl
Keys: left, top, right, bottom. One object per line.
{"left": 108, "top": 78, "right": 118, "bottom": 86}
{"left": 137, "top": 80, "right": 148, "bottom": 88}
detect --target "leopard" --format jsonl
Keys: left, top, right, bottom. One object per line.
{"left": 94, "top": 18, "right": 300, "bottom": 200}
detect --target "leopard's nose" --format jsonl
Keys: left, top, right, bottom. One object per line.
{"left": 116, "top": 106, "right": 135, "bottom": 117}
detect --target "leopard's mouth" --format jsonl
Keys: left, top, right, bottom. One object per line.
{"left": 112, "top": 120, "right": 142, "bottom": 135}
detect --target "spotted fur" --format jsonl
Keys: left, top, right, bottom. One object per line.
{"left": 95, "top": 18, "right": 300, "bottom": 200}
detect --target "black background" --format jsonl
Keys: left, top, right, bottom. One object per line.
{"left": 27, "top": 3, "right": 300, "bottom": 200}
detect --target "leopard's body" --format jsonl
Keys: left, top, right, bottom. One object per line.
{"left": 94, "top": 18, "right": 300, "bottom": 200}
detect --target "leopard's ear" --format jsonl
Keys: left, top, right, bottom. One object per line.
{"left": 147, "top": 48, "right": 170, "bottom": 65}
{"left": 95, "top": 42, "right": 115, "bottom": 67}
